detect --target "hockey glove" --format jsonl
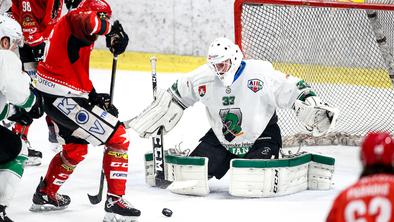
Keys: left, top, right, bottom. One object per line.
{"left": 26, "top": 90, "right": 44, "bottom": 119}
{"left": 105, "top": 20, "right": 129, "bottom": 56}
{"left": 88, "top": 89, "right": 119, "bottom": 117}
{"left": 31, "top": 42, "right": 46, "bottom": 62}
{"left": 8, "top": 106, "right": 33, "bottom": 126}
{"left": 294, "top": 96, "right": 338, "bottom": 136}
{"left": 65, "top": 0, "right": 82, "bottom": 10}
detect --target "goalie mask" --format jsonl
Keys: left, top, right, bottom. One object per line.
{"left": 361, "top": 132, "right": 394, "bottom": 167}
{"left": 207, "top": 37, "right": 243, "bottom": 87}
{"left": 77, "top": 0, "right": 112, "bottom": 19}
{"left": 0, "top": 14, "right": 23, "bottom": 51}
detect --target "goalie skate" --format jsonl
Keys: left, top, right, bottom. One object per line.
{"left": 29, "top": 178, "right": 71, "bottom": 212}
{"left": 103, "top": 195, "right": 141, "bottom": 222}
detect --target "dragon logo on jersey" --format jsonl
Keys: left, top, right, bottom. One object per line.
{"left": 198, "top": 85, "right": 206, "bottom": 97}
{"left": 247, "top": 79, "right": 263, "bottom": 93}
{"left": 219, "top": 108, "right": 244, "bottom": 142}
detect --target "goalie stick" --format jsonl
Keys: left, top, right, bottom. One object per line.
{"left": 87, "top": 55, "right": 118, "bottom": 205}
{"left": 149, "top": 57, "right": 171, "bottom": 188}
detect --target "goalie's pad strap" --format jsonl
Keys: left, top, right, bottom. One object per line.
{"left": 229, "top": 153, "right": 335, "bottom": 197}
{"left": 144, "top": 153, "right": 209, "bottom": 196}
{"left": 53, "top": 97, "right": 118, "bottom": 145}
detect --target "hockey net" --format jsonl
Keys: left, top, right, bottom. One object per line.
{"left": 234, "top": 0, "right": 394, "bottom": 147}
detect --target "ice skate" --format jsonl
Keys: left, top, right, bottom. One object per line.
{"left": 30, "top": 177, "right": 71, "bottom": 212}
{"left": 25, "top": 144, "right": 42, "bottom": 166}
{"left": 103, "top": 195, "right": 141, "bottom": 222}
{"left": 0, "top": 205, "right": 13, "bottom": 222}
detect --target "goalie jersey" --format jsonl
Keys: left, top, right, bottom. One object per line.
{"left": 170, "top": 59, "right": 307, "bottom": 156}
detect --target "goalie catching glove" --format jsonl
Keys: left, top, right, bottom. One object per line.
{"left": 294, "top": 96, "right": 338, "bottom": 136}
{"left": 127, "top": 89, "right": 184, "bottom": 138}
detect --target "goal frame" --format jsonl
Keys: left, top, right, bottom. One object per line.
{"left": 233, "top": 0, "right": 394, "bottom": 147}
{"left": 234, "top": 0, "right": 394, "bottom": 50}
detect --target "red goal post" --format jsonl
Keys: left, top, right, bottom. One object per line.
{"left": 234, "top": 0, "right": 394, "bottom": 147}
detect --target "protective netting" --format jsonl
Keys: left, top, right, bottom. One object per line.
{"left": 235, "top": 0, "right": 394, "bottom": 147}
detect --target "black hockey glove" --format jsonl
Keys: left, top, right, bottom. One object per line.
{"left": 89, "top": 89, "right": 119, "bottom": 117}
{"left": 8, "top": 107, "right": 33, "bottom": 126}
{"left": 65, "top": 0, "right": 82, "bottom": 10}
{"left": 31, "top": 42, "right": 46, "bottom": 62}
{"left": 105, "top": 20, "right": 129, "bottom": 56}
{"left": 27, "top": 90, "right": 44, "bottom": 119}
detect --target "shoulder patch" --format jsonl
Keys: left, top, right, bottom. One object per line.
{"left": 198, "top": 85, "right": 206, "bottom": 97}
{"left": 247, "top": 79, "right": 264, "bottom": 93}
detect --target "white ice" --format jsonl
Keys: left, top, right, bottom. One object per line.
{"left": 8, "top": 69, "right": 361, "bottom": 222}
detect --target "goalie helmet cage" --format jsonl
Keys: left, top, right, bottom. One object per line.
{"left": 234, "top": 0, "right": 394, "bottom": 147}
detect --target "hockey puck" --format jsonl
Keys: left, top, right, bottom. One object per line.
{"left": 162, "top": 208, "right": 173, "bottom": 217}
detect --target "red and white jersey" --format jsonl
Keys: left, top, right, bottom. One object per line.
{"left": 11, "top": 0, "right": 63, "bottom": 46}
{"left": 35, "top": 10, "right": 110, "bottom": 97}
{"left": 326, "top": 174, "right": 394, "bottom": 222}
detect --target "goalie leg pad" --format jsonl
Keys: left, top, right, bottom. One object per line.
{"left": 308, "top": 154, "right": 335, "bottom": 190}
{"left": 144, "top": 153, "right": 210, "bottom": 196}
{"left": 229, "top": 157, "right": 309, "bottom": 198}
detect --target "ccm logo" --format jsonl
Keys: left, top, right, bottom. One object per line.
{"left": 273, "top": 169, "right": 279, "bottom": 193}
{"left": 110, "top": 162, "right": 128, "bottom": 168}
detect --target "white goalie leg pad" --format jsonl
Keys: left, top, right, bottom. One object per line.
{"left": 145, "top": 152, "right": 209, "bottom": 195}
{"left": 0, "top": 139, "right": 28, "bottom": 206}
{"left": 144, "top": 153, "right": 156, "bottom": 187}
{"left": 294, "top": 96, "right": 339, "bottom": 136}
{"left": 166, "top": 154, "right": 209, "bottom": 196}
{"left": 308, "top": 154, "right": 335, "bottom": 190}
{"left": 229, "top": 156, "right": 309, "bottom": 198}
{"left": 126, "top": 89, "right": 184, "bottom": 138}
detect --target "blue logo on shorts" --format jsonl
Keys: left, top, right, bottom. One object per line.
{"left": 76, "top": 110, "right": 89, "bottom": 124}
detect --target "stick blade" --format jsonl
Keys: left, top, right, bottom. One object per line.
{"left": 87, "top": 193, "right": 102, "bottom": 205}
{"left": 155, "top": 178, "right": 172, "bottom": 189}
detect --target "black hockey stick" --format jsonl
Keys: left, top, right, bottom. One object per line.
{"left": 87, "top": 55, "right": 118, "bottom": 204}
{"left": 149, "top": 57, "right": 171, "bottom": 189}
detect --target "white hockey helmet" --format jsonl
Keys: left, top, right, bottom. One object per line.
{"left": 0, "top": 14, "right": 23, "bottom": 50}
{"left": 207, "top": 37, "right": 243, "bottom": 87}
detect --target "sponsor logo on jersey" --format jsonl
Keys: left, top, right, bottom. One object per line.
{"left": 198, "top": 85, "right": 206, "bottom": 97}
{"left": 110, "top": 171, "right": 128, "bottom": 180}
{"left": 247, "top": 79, "right": 263, "bottom": 93}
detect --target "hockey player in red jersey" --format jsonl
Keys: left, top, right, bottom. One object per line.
{"left": 326, "top": 132, "right": 394, "bottom": 222}
{"left": 11, "top": 0, "right": 66, "bottom": 165}
{"left": 28, "top": 0, "right": 139, "bottom": 221}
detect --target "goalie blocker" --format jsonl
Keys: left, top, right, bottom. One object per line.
{"left": 144, "top": 152, "right": 335, "bottom": 197}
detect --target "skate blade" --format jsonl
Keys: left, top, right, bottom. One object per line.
{"left": 29, "top": 203, "right": 68, "bottom": 212}
{"left": 25, "top": 158, "right": 42, "bottom": 166}
{"left": 103, "top": 212, "right": 139, "bottom": 222}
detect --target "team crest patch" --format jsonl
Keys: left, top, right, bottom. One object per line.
{"left": 247, "top": 79, "right": 263, "bottom": 93}
{"left": 198, "top": 85, "right": 206, "bottom": 97}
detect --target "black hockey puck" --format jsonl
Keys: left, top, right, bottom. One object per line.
{"left": 162, "top": 208, "right": 173, "bottom": 217}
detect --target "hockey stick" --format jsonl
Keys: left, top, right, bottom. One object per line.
{"left": 87, "top": 55, "right": 118, "bottom": 205}
{"left": 149, "top": 57, "right": 171, "bottom": 189}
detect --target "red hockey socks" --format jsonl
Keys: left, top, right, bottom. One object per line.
{"left": 42, "top": 144, "right": 88, "bottom": 194}
{"left": 103, "top": 125, "right": 130, "bottom": 196}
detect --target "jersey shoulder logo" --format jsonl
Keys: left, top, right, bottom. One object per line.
{"left": 198, "top": 85, "right": 206, "bottom": 97}
{"left": 247, "top": 78, "right": 263, "bottom": 93}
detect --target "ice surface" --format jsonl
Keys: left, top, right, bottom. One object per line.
{"left": 8, "top": 69, "right": 361, "bottom": 222}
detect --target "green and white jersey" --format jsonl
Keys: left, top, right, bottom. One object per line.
{"left": 0, "top": 50, "right": 34, "bottom": 121}
{"left": 170, "top": 59, "right": 307, "bottom": 156}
